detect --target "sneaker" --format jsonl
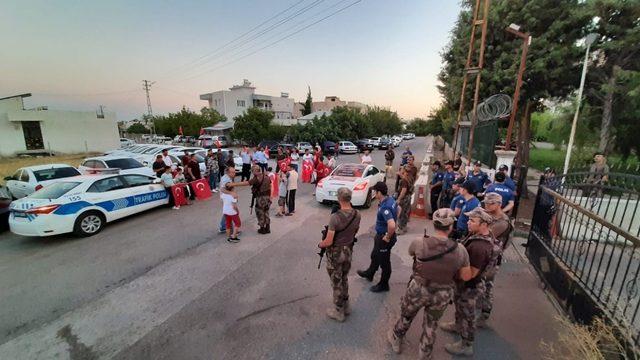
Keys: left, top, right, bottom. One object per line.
{"left": 219, "top": 228, "right": 226, "bottom": 234}
{"left": 231, "top": 237, "right": 240, "bottom": 242}
{"left": 356, "top": 270, "right": 373, "bottom": 282}
{"left": 439, "top": 321, "right": 460, "bottom": 334}
{"left": 226, "top": 237, "right": 238, "bottom": 243}
{"left": 285, "top": 213, "right": 293, "bottom": 216}
{"left": 212, "top": 189, "right": 219, "bottom": 193}
{"left": 326, "top": 308, "right": 345, "bottom": 322}
{"left": 387, "top": 329, "right": 402, "bottom": 354}
{"left": 172, "top": 206, "right": 180, "bottom": 210}
{"left": 444, "top": 340, "right": 473, "bottom": 356}
{"left": 370, "top": 283, "right": 390, "bottom": 293}
{"left": 275, "top": 213, "right": 283, "bottom": 217}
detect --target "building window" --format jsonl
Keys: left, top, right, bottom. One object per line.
{"left": 237, "top": 100, "right": 246, "bottom": 107}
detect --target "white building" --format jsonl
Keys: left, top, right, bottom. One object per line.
{"left": 0, "top": 93, "right": 119, "bottom": 157}
{"left": 199, "top": 80, "right": 295, "bottom": 127}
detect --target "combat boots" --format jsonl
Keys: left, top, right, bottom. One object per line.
{"left": 343, "top": 301, "right": 351, "bottom": 316}
{"left": 370, "top": 282, "right": 389, "bottom": 292}
{"left": 439, "top": 321, "right": 459, "bottom": 334}
{"left": 387, "top": 329, "right": 402, "bottom": 354}
{"left": 444, "top": 340, "right": 473, "bottom": 356}
{"left": 356, "top": 270, "right": 373, "bottom": 282}
{"left": 326, "top": 307, "right": 345, "bottom": 322}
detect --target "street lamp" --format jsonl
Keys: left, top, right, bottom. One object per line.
{"left": 562, "top": 33, "right": 599, "bottom": 175}
{"left": 504, "top": 23, "right": 532, "bottom": 151}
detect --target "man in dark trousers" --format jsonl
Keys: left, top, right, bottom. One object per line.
{"left": 357, "top": 182, "right": 398, "bottom": 292}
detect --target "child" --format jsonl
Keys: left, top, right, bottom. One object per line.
{"left": 173, "top": 167, "right": 191, "bottom": 204}
{"left": 160, "top": 166, "right": 179, "bottom": 210}
{"left": 276, "top": 170, "right": 288, "bottom": 217}
{"left": 267, "top": 167, "right": 278, "bottom": 199}
{"left": 221, "top": 182, "right": 241, "bottom": 243}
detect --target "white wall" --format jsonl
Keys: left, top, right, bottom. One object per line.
{"left": 271, "top": 96, "right": 294, "bottom": 119}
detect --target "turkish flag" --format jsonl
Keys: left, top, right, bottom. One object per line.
{"left": 199, "top": 127, "right": 204, "bottom": 135}
{"left": 302, "top": 160, "right": 313, "bottom": 183}
{"left": 191, "top": 178, "right": 212, "bottom": 200}
{"left": 178, "top": 126, "right": 183, "bottom": 135}
{"left": 268, "top": 172, "right": 278, "bottom": 198}
{"left": 171, "top": 184, "right": 189, "bottom": 206}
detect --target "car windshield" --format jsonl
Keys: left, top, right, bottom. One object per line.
{"left": 333, "top": 164, "right": 366, "bottom": 178}
{"left": 299, "top": 142, "right": 311, "bottom": 146}
{"left": 194, "top": 154, "right": 205, "bottom": 163}
{"left": 218, "top": 136, "right": 227, "bottom": 141}
{"left": 343, "top": 141, "right": 354, "bottom": 146}
{"left": 105, "top": 158, "right": 144, "bottom": 169}
{"left": 33, "top": 167, "right": 81, "bottom": 182}
{"left": 142, "top": 147, "right": 161, "bottom": 154}
{"left": 29, "top": 182, "right": 81, "bottom": 199}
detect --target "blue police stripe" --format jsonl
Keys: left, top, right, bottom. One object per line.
{"left": 53, "top": 190, "right": 168, "bottom": 215}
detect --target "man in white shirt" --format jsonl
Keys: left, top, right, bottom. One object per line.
{"left": 162, "top": 149, "right": 173, "bottom": 168}
{"left": 360, "top": 150, "right": 373, "bottom": 165}
{"left": 218, "top": 167, "right": 236, "bottom": 233}
{"left": 286, "top": 164, "right": 298, "bottom": 214}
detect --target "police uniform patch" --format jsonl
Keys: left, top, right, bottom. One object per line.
{"left": 384, "top": 210, "right": 390, "bottom": 215}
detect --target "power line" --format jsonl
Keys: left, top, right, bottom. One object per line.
{"left": 160, "top": 0, "right": 307, "bottom": 79}
{"left": 182, "top": 0, "right": 362, "bottom": 81}
{"left": 142, "top": 80, "right": 156, "bottom": 134}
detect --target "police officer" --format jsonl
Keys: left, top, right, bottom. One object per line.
{"left": 485, "top": 171, "right": 515, "bottom": 213}
{"left": 387, "top": 208, "right": 470, "bottom": 359}
{"left": 477, "top": 193, "right": 513, "bottom": 326}
{"left": 497, "top": 164, "right": 516, "bottom": 191}
{"left": 466, "top": 160, "right": 490, "bottom": 196}
{"left": 231, "top": 165, "right": 272, "bottom": 234}
{"left": 453, "top": 181, "right": 480, "bottom": 240}
{"left": 439, "top": 160, "right": 457, "bottom": 209}
{"left": 357, "top": 182, "right": 398, "bottom": 292}
{"left": 441, "top": 207, "right": 501, "bottom": 357}
{"left": 318, "top": 187, "right": 361, "bottom": 322}
{"left": 429, "top": 161, "right": 444, "bottom": 217}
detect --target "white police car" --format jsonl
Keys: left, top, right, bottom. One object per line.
{"left": 9, "top": 174, "right": 168, "bottom": 237}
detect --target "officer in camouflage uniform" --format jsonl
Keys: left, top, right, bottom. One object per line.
{"left": 387, "top": 208, "right": 469, "bottom": 359}
{"left": 231, "top": 165, "right": 272, "bottom": 234}
{"left": 318, "top": 187, "right": 361, "bottom": 322}
{"left": 441, "top": 207, "right": 501, "bottom": 356}
{"left": 477, "top": 192, "right": 513, "bottom": 326}
{"left": 396, "top": 166, "right": 413, "bottom": 235}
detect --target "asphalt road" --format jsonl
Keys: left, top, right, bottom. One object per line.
{"left": 0, "top": 137, "right": 425, "bottom": 349}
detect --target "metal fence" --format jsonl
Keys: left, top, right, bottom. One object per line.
{"left": 527, "top": 172, "right": 640, "bottom": 351}
{"left": 458, "top": 119, "right": 498, "bottom": 168}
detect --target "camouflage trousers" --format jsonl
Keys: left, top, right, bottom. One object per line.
{"left": 477, "top": 275, "right": 496, "bottom": 320}
{"left": 325, "top": 245, "right": 353, "bottom": 311}
{"left": 393, "top": 279, "right": 453, "bottom": 360}
{"left": 254, "top": 196, "right": 271, "bottom": 228}
{"left": 454, "top": 283, "right": 481, "bottom": 345}
{"left": 397, "top": 194, "right": 412, "bottom": 230}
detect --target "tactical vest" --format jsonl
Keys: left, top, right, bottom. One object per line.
{"left": 492, "top": 215, "right": 514, "bottom": 249}
{"left": 463, "top": 233, "right": 502, "bottom": 282}
{"left": 412, "top": 235, "right": 461, "bottom": 286}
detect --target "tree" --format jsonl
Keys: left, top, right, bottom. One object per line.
{"left": 126, "top": 123, "right": 149, "bottom": 134}
{"left": 438, "top": 0, "right": 592, "bottom": 172}
{"left": 366, "top": 106, "right": 404, "bottom": 136}
{"left": 231, "top": 107, "right": 276, "bottom": 145}
{"left": 303, "top": 86, "right": 313, "bottom": 116}
{"left": 584, "top": 0, "right": 640, "bottom": 154}
{"left": 152, "top": 107, "right": 225, "bottom": 137}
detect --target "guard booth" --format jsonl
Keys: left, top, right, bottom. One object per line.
{"left": 526, "top": 171, "right": 640, "bottom": 353}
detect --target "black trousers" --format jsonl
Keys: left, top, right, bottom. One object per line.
{"left": 165, "top": 187, "right": 174, "bottom": 207}
{"left": 241, "top": 164, "right": 251, "bottom": 181}
{"left": 365, "top": 233, "right": 397, "bottom": 285}
{"left": 430, "top": 189, "right": 441, "bottom": 214}
{"left": 287, "top": 189, "right": 296, "bottom": 213}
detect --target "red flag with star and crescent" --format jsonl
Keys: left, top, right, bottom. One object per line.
{"left": 171, "top": 184, "right": 189, "bottom": 206}
{"left": 191, "top": 178, "right": 212, "bottom": 200}
{"left": 178, "top": 126, "right": 183, "bottom": 136}
{"left": 301, "top": 159, "right": 313, "bottom": 183}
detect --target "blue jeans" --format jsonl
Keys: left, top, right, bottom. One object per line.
{"left": 209, "top": 172, "right": 219, "bottom": 190}
{"left": 219, "top": 215, "right": 226, "bottom": 232}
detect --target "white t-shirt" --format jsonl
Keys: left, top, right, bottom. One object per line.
{"left": 220, "top": 174, "right": 233, "bottom": 198}
{"left": 163, "top": 155, "right": 173, "bottom": 167}
{"left": 361, "top": 155, "right": 372, "bottom": 164}
{"left": 302, "top": 154, "right": 313, "bottom": 162}
{"left": 221, "top": 193, "right": 238, "bottom": 215}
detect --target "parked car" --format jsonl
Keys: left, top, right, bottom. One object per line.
{"left": 9, "top": 174, "right": 168, "bottom": 237}
{"left": 402, "top": 133, "right": 412, "bottom": 140}
{"left": 338, "top": 141, "right": 358, "bottom": 154}
{"left": 354, "top": 139, "right": 375, "bottom": 153}
{"left": 370, "top": 137, "right": 382, "bottom": 148}
{"left": 297, "top": 142, "right": 314, "bottom": 153}
{"left": 194, "top": 149, "right": 242, "bottom": 173}
{"left": 79, "top": 156, "right": 155, "bottom": 177}
{"left": 257, "top": 140, "right": 281, "bottom": 158}
{"left": 315, "top": 163, "right": 385, "bottom": 208}
{"left": 378, "top": 137, "right": 391, "bottom": 149}
{"left": 391, "top": 136, "right": 403, "bottom": 147}
{"left": 5, "top": 164, "right": 81, "bottom": 199}
{"left": 321, "top": 141, "right": 337, "bottom": 155}
{"left": 119, "top": 138, "right": 136, "bottom": 148}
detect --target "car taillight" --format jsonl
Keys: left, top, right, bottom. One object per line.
{"left": 353, "top": 182, "right": 368, "bottom": 191}
{"left": 317, "top": 179, "right": 324, "bottom": 188}
{"left": 26, "top": 204, "right": 60, "bottom": 214}
{"left": 34, "top": 184, "right": 43, "bottom": 191}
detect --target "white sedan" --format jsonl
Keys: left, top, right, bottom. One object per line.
{"left": 315, "top": 163, "right": 385, "bottom": 208}
{"left": 9, "top": 174, "right": 169, "bottom": 237}
{"left": 338, "top": 141, "right": 358, "bottom": 154}
{"left": 5, "top": 164, "right": 81, "bottom": 199}
{"left": 79, "top": 156, "right": 155, "bottom": 177}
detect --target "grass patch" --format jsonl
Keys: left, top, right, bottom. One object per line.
{"left": 529, "top": 148, "right": 640, "bottom": 173}
{"left": 0, "top": 153, "right": 99, "bottom": 186}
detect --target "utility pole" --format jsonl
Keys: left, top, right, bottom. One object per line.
{"left": 142, "top": 80, "right": 155, "bottom": 135}
{"left": 452, "top": 0, "right": 491, "bottom": 166}
{"left": 504, "top": 24, "right": 532, "bottom": 151}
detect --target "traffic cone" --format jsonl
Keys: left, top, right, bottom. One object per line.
{"left": 411, "top": 185, "right": 427, "bottom": 218}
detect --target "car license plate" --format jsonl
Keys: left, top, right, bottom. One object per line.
{"left": 329, "top": 191, "right": 337, "bottom": 196}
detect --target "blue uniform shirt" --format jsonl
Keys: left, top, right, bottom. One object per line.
{"left": 466, "top": 170, "right": 490, "bottom": 193}
{"left": 401, "top": 151, "right": 412, "bottom": 165}
{"left": 485, "top": 183, "right": 514, "bottom": 207}
{"left": 450, "top": 194, "right": 465, "bottom": 211}
{"left": 376, "top": 196, "right": 398, "bottom": 234}
{"left": 442, "top": 170, "right": 457, "bottom": 190}
{"left": 504, "top": 176, "right": 516, "bottom": 191}
{"left": 456, "top": 196, "right": 480, "bottom": 232}
{"left": 431, "top": 171, "right": 444, "bottom": 185}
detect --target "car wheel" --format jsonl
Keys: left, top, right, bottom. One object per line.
{"left": 73, "top": 211, "right": 105, "bottom": 237}
{"left": 363, "top": 189, "right": 372, "bottom": 209}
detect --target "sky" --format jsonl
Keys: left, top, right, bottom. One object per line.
{"left": 0, "top": 0, "right": 460, "bottom": 121}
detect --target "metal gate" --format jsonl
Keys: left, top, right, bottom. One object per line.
{"left": 458, "top": 119, "right": 498, "bottom": 167}
{"left": 526, "top": 172, "right": 640, "bottom": 350}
